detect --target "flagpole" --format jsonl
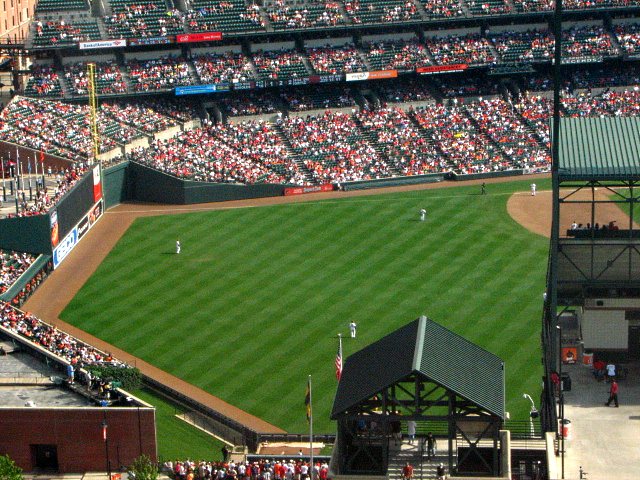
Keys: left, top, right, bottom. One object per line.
{"left": 308, "top": 374, "right": 314, "bottom": 479}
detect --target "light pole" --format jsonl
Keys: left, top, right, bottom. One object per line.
{"left": 557, "top": 325, "right": 565, "bottom": 479}
{"left": 102, "top": 417, "right": 112, "bottom": 480}
{"left": 523, "top": 394, "right": 538, "bottom": 438}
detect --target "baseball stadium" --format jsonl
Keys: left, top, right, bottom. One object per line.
{"left": 1, "top": 0, "right": 640, "bottom": 478}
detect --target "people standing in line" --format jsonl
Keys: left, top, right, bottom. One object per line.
{"left": 176, "top": 240, "right": 181, "bottom": 254}
{"left": 402, "top": 462, "right": 413, "bottom": 480}
{"left": 605, "top": 380, "right": 619, "bottom": 407}
{"left": 531, "top": 183, "right": 537, "bottom": 196}
{"left": 426, "top": 432, "right": 437, "bottom": 460}
{"left": 407, "top": 420, "right": 416, "bottom": 444}
{"left": 349, "top": 321, "right": 357, "bottom": 338}
{"left": 419, "top": 208, "right": 426, "bottom": 221}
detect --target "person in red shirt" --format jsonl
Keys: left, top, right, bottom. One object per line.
{"left": 402, "top": 462, "right": 413, "bottom": 480}
{"left": 605, "top": 380, "right": 619, "bottom": 407}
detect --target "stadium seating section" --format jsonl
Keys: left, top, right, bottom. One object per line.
{"left": 35, "top": 0, "right": 89, "bottom": 13}
{"left": 252, "top": 49, "right": 309, "bottom": 80}
{"left": 364, "top": 40, "right": 432, "bottom": 71}
{"left": 345, "top": 0, "right": 419, "bottom": 24}
{"left": 64, "top": 61, "right": 128, "bottom": 96}
{"left": 185, "top": 0, "right": 265, "bottom": 33}
{"left": 266, "top": 1, "right": 347, "bottom": 30}
{"left": 32, "top": 20, "right": 101, "bottom": 47}
{"left": 306, "top": 45, "right": 367, "bottom": 74}
{"left": 1, "top": 251, "right": 36, "bottom": 294}
{"left": 193, "top": 52, "right": 253, "bottom": 84}
{"left": 104, "top": 0, "right": 185, "bottom": 38}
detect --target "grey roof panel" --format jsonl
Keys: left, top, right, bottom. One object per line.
{"left": 557, "top": 117, "right": 640, "bottom": 180}
{"left": 331, "top": 320, "right": 418, "bottom": 418}
{"left": 331, "top": 317, "right": 505, "bottom": 419}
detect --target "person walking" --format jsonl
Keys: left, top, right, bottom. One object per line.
{"left": 605, "top": 380, "right": 619, "bottom": 407}
{"left": 425, "top": 432, "right": 437, "bottom": 460}
{"left": 407, "top": 420, "right": 416, "bottom": 445}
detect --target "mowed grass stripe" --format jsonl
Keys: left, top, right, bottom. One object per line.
{"left": 61, "top": 179, "right": 548, "bottom": 439}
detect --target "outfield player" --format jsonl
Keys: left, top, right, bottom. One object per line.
{"left": 531, "top": 183, "right": 537, "bottom": 196}
{"left": 176, "top": 240, "right": 181, "bottom": 254}
{"left": 419, "top": 209, "right": 426, "bottom": 221}
{"left": 349, "top": 321, "right": 357, "bottom": 338}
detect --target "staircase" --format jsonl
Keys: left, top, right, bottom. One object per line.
{"left": 406, "top": 110, "right": 457, "bottom": 172}
{"left": 272, "top": 122, "right": 317, "bottom": 184}
{"left": 387, "top": 441, "right": 451, "bottom": 480}
{"left": 353, "top": 116, "right": 402, "bottom": 176}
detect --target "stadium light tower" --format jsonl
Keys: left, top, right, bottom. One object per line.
{"left": 87, "top": 63, "right": 100, "bottom": 164}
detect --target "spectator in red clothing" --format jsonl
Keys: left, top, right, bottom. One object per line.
{"left": 605, "top": 380, "right": 619, "bottom": 407}
{"left": 402, "top": 462, "right": 413, "bottom": 480}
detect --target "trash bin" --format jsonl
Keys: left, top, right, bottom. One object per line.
{"left": 560, "top": 419, "right": 571, "bottom": 439}
{"left": 561, "top": 373, "right": 571, "bottom": 392}
{"left": 582, "top": 352, "right": 593, "bottom": 366}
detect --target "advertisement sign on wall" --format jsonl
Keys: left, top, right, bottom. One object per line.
{"left": 52, "top": 199, "right": 104, "bottom": 269}
{"left": 176, "top": 32, "right": 223, "bottom": 43}
{"left": 79, "top": 39, "right": 127, "bottom": 50}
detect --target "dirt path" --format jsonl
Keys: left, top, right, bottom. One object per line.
{"left": 507, "top": 187, "right": 638, "bottom": 238}
{"left": 22, "top": 173, "right": 549, "bottom": 433}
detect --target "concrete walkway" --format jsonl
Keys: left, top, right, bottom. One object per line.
{"left": 559, "top": 360, "right": 640, "bottom": 480}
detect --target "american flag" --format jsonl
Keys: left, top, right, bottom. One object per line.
{"left": 335, "top": 335, "right": 343, "bottom": 381}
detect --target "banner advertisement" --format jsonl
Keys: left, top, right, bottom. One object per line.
{"left": 50, "top": 210, "right": 59, "bottom": 248}
{"left": 175, "top": 84, "right": 229, "bottom": 95}
{"left": 79, "top": 39, "right": 127, "bottom": 50}
{"left": 53, "top": 199, "right": 104, "bottom": 269}
{"left": 53, "top": 228, "right": 78, "bottom": 269}
{"left": 92, "top": 164, "right": 102, "bottom": 202}
{"left": 345, "top": 70, "right": 397, "bottom": 82}
{"left": 176, "top": 32, "right": 223, "bottom": 43}
{"left": 417, "top": 64, "right": 468, "bottom": 74}
{"left": 284, "top": 184, "right": 334, "bottom": 196}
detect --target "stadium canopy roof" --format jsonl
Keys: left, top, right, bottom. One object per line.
{"left": 556, "top": 117, "right": 640, "bottom": 181}
{"left": 331, "top": 315, "right": 505, "bottom": 419}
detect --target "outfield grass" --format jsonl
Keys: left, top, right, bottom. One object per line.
{"left": 132, "top": 388, "right": 225, "bottom": 461}
{"left": 61, "top": 178, "right": 550, "bottom": 440}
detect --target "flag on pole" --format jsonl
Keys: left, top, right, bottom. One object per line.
{"left": 305, "top": 376, "right": 312, "bottom": 423}
{"left": 335, "top": 335, "right": 343, "bottom": 381}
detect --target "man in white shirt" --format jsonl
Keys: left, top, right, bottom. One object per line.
{"left": 531, "top": 183, "right": 537, "bottom": 196}
{"left": 350, "top": 321, "right": 357, "bottom": 338}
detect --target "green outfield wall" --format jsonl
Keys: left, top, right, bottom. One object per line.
{"left": 127, "top": 162, "right": 285, "bottom": 204}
